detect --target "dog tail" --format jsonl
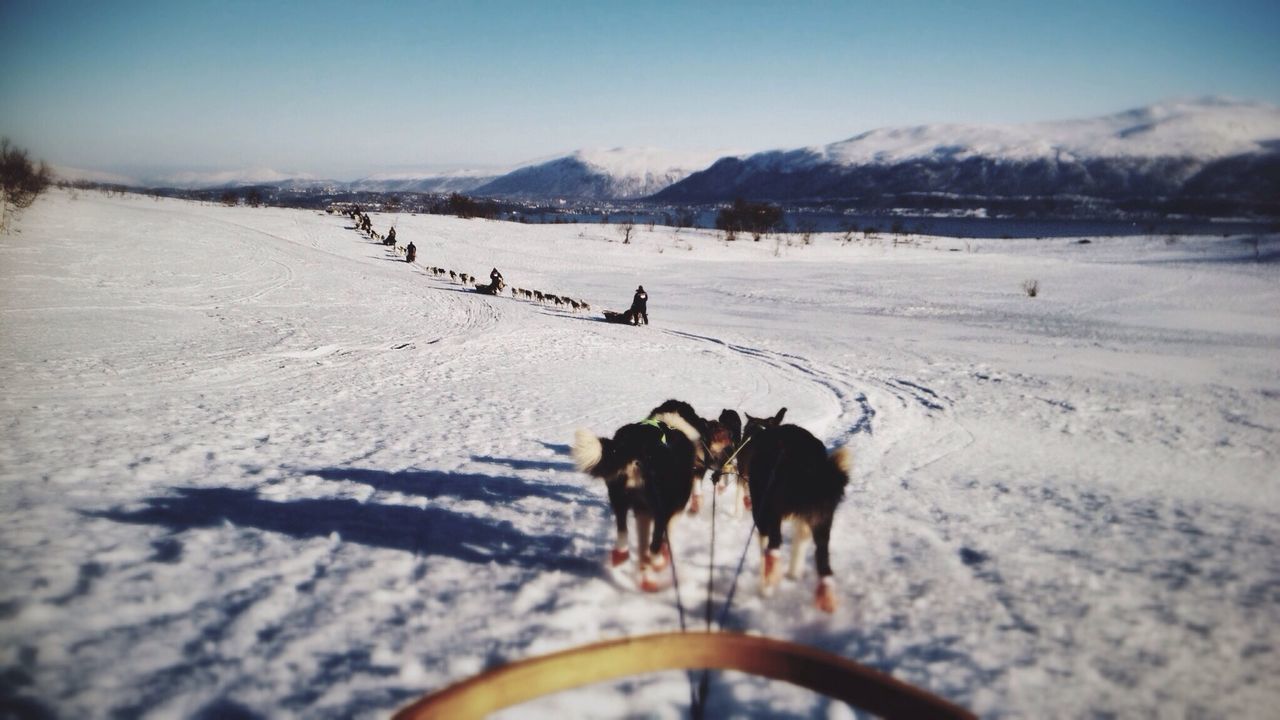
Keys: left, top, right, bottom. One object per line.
{"left": 830, "top": 446, "right": 854, "bottom": 479}
{"left": 572, "top": 428, "right": 604, "bottom": 473}
{"left": 652, "top": 411, "right": 701, "bottom": 445}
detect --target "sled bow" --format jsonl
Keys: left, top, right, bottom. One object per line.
{"left": 392, "top": 631, "right": 975, "bottom": 719}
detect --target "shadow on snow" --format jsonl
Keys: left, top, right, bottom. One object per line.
{"left": 305, "top": 466, "right": 590, "bottom": 505}
{"left": 89, "top": 479, "right": 600, "bottom": 578}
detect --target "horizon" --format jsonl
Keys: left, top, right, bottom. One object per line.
{"left": 3, "top": 1, "right": 1279, "bottom": 181}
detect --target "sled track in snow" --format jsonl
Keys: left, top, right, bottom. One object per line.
{"left": 661, "top": 328, "right": 977, "bottom": 482}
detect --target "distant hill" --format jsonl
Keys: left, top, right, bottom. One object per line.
{"left": 347, "top": 170, "right": 499, "bottom": 194}
{"left": 72, "top": 98, "right": 1280, "bottom": 217}
{"left": 472, "top": 147, "right": 730, "bottom": 201}
{"left": 654, "top": 98, "right": 1280, "bottom": 216}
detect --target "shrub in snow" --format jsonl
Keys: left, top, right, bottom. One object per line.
{"left": 1, "top": 138, "right": 52, "bottom": 231}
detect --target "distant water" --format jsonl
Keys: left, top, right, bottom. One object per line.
{"left": 517, "top": 210, "right": 1276, "bottom": 239}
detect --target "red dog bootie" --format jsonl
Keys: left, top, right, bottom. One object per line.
{"left": 815, "top": 576, "right": 837, "bottom": 613}
{"left": 610, "top": 547, "right": 630, "bottom": 567}
{"left": 762, "top": 549, "right": 783, "bottom": 592}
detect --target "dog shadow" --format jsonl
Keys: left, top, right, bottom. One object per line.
{"left": 88, "top": 478, "right": 599, "bottom": 577}
{"left": 537, "top": 440, "right": 572, "bottom": 455}
{"left": 470, "top": 454, "right": 577, "bottom": 473}
{"left": 307, "top": 466, "right": 588, "bottom": 504}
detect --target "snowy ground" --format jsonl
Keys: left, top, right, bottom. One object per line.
{"left": 2, "top": 190, "right": 1278, "bottom": 719}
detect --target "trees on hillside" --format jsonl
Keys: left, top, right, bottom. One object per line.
{"left": 1, "top": 138, "right": 53, "bottom": 232}
{"left": 438, "top": 192, "right": 498, "bottom": 220}
{"left": 715, "top": 198, "right": 783, "bottom": 241}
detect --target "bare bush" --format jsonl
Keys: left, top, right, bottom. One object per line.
{"left": 796, "top": 218, "right": 817, "bottom": 246}
{"left": 1, "top": 137, "right": 53, "bottom": 232}
{"left": 1022, "top": 279, "right": 1040, "bottom": 298}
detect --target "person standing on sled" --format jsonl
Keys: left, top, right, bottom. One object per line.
{"left": 385, "top": 226, "right": 397, "bottom": 247}
{"left": 630, "top": 285, "right": 648, "bottom": 325}
{"left": 490, "top": 267, "right": 504, "bottom": 285}
{"left": 405, "top": 240, "right": 416, "bottom": 263}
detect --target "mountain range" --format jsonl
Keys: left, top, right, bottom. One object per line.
{"left": 653, "top": 98, "right": 1280, "bottom": 215}
{"left": 63, "top": 98, "right": 1280, "bottom": 215}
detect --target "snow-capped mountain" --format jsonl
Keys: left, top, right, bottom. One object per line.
{"left": 51, "top": 165, "right": 140, "bottom": 186}
{"left": 140, "top": 167, "right": 342, "bottom": 191}
{"left": 473, "top": 147, "right": 730, "bottom": 200}
{"left": 348, "top": 169, "right": 499, "bottom": 194}
{"left": 821, "top": 97, "right": 1280, "bottom": 165}
{"left": 656, "top": 98, "right": 1280, "bottom": 211}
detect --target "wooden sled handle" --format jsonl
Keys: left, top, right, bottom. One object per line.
{"left": 392, "top": 631, "right": 975, "bottom": 719}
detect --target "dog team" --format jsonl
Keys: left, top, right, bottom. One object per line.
{"left": 335, "top": 206, "right": 597, "bottom": 311}
{"left": 573, "top": 399, "right": 852, "bottom": 613}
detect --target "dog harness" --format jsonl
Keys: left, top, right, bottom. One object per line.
{"left": 639, "top": 417, "right": 670, "bottom": 444}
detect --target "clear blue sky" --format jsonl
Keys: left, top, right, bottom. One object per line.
{"left": 2, "top": 0, "right": 1277, "bottom": 179}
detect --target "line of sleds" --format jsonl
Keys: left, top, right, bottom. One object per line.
{"left": 337, "top": 207, "right": 647, "bottom": 324}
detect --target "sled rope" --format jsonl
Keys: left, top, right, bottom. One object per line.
{"left": 665, "top": 536, "right": 702, "bottom": 713}
{"left": 691, "top": 476, "right": 720, "bottom": 719}
{"left": 691, "top": 433, "right": 754, "bottom": 716}
{"left": 718, "top": 524, "right": 756, "bottom": 631}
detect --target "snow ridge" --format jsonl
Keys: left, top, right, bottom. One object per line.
{"left": 473, "top": 147, "right": 731, "bottom": 200}
{"left": 818, "top": 97, "right": 1280, "bottom": 165}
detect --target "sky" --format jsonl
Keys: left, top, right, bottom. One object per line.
{"left": 1, "top": 0, "right": 1278, "bottom": 181}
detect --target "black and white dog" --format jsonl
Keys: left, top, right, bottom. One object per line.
{"left": 719, "top": 408, "right": 787, "bottom": 516}
{"left": 647, "top": 399, "right": 735, "bottom": 513}
{"left": 742, "top": 419, "right": 852, "bottom": 612}
{"left": 572, "top": 410, "right": 700, "bottom": 591}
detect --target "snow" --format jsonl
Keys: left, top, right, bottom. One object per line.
{"left": 2, "top": 190, "right": 1278, "bottom": 718}
{"left": 815, "top": 97, "right": 1280, "bottom": 165}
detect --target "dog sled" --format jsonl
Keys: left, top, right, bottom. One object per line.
{"left": 602, "top": 309, "right": 638, "bottom": 325}
{"left": 474, "top": 278, "right": 505, "bottom": 296}
{"left": 393, "top": 631, "right": 974, "bottom": 719}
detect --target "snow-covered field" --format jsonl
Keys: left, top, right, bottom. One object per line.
{"left": 2, "top": 190, "right": 1278, "bottom": 719}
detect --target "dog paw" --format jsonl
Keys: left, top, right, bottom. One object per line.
{"left": 814, "top": 578, "right": 837, "bottom": 613}
{"left": 762, "top": 550, "right": 783, "bottom": 589}
{"left": 610, "top": 548, "right": 630, "bottom": 567}
{"left": 647, "top": 550, "right": 669, "bottom": 573}
{"left": 638, "top": 572, "right": 664, "bottom": 593}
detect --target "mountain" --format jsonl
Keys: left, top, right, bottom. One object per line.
{"left": 472, "top": 147, "right": 729, "bottom": 201}
{"left": 51, "top": 165, "right": 141, "bottom": 186}
{"left": 138, "top": 168, "right": 343, "bottom": 192}
{"left": 348, "top": 169, "right": 500, "bottom": 194}
{"left": 654, "top": 98, "right": 1280, "bottom": 215}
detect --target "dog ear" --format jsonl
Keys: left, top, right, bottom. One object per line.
{"left": 772, "top": 407, "right": 787, "bottom": 425}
